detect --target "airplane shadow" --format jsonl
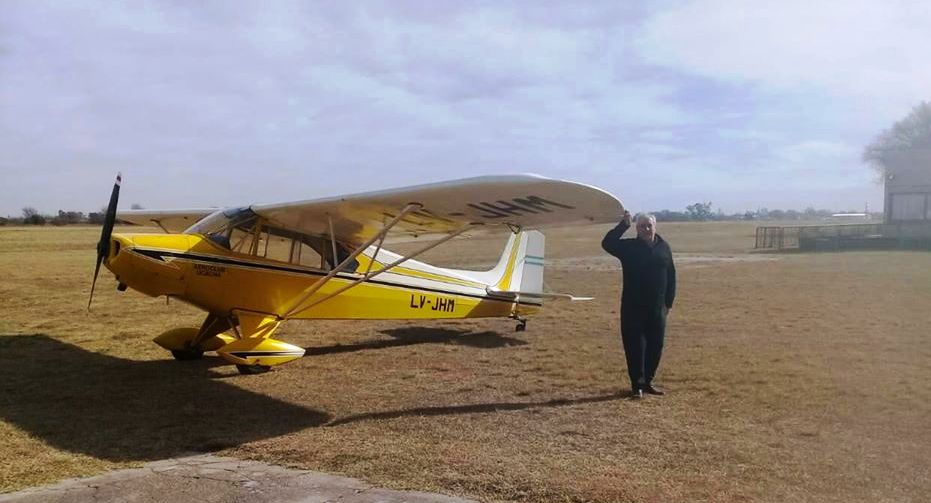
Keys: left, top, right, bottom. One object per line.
{"left": 327, "top": 391, "right": 625, "bottom": 427}
{"left": 0, "top": 334, "right": 331, "bottom": 462}
{"left": 304, "top": 326, "right": 527, "bottom": 355}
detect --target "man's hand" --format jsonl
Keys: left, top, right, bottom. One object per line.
{"left": 621, "top": 210, "right": 632, "bottom": 226}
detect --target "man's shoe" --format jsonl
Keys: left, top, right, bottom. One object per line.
{"left": 629, "top": 389, "right": 643, "bottom": 400}
{"left": 644, "top": 384, "right": 665, "bottom": 396}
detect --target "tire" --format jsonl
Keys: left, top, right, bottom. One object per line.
{"left": 236, "top": 364, "right": 271, "bottom": 375}
{"left": 170, "top": 348, "right": 204, "bottom": 361}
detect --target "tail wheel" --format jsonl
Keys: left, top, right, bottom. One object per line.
{"left": 236, "top": 364, "right": 271, "bottom": 375}
{"left": 170, "top": 348, "right": 205, "bottom": 361}
{"left": 514, "top": 317, "right": 527, "bottom": 332}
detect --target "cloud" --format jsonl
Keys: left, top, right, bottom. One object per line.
{"left": 637, "top": 0, "right": 931, "bottom": 119}
{"left": 0, "top": 1, "right": 894, "bottom": 216}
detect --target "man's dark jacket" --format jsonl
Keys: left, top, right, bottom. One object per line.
{"left": 601, "top": 222, "right": 676, "bottom": 310}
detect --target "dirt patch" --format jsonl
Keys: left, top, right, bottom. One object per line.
{"left": 0, "top": 454, "right": 473, "bottom": 503}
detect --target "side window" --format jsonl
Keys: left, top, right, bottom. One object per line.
{"left": 331, "top": 243, "right": 360, "bottom": 273}
{"left": 296, "top": 241, "right": 326, "bottom": 269}
{"left": 255, "top": 226, "right": 330, "bottom": 271}
{"left": 230, "top": 226, "right": 258, "bottom": 254}
{"left": 216, "top": 220, "right": 351, "bottom": 273}
{"left": 262, "top": 230, "right": 293, "bottom": 263}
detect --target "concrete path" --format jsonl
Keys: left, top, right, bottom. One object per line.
{"left": 0, "top": 454, "right": 476, "bottom": 503}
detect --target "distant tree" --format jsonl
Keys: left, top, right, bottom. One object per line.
{"left": 131, "top": 203, "right": 144, "bottom": 210}
{"left": 22, "top": 207, "right": 46, "bottom": 225}
{"left": 769, "top": 209, "right": 786, "bottom": 220}
{"left": 0, "top": 217, "right": 8, "bottom": 226}
{"left": 88, "top": 206, "right": 108, "bottom": 225}
{"left": 51, "top": 210, "right": 85, "bottom": 225}
{"left": 685, "top": 201, "right": 713, "bottom": 221}
{"left": 863, "top": 101, "right": 931, "bottom": 179}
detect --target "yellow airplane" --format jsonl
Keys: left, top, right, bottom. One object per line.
{"left": 89, "top": 174, "right": 623, "bottom": 374}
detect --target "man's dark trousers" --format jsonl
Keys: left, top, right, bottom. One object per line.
{"left": 621, "top": 304, "right": 666, "bottom": 390}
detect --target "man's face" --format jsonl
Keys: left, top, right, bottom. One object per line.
{"left": 637, "top": 218, "right": 656, "bottom": 243}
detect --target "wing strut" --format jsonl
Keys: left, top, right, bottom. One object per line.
{"left": 282, "top": 223, "right": 476, "bottom": 319}
{"left": 327, "top": 215, "right": 339, "bottom": 270}
{"left": 280, "top": 203, "right": 422, "bottom": 318}
{"left": 363, "top": 215, "right": 390, "bottom": 276}
{"left": 152, "top": 220, "right": 170, "bottom": 233}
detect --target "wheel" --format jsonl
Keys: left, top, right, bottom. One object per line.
{"left": 236, "top": 364, "right": 271, "bottom": 375}
{"left": 171, "top": 348, "right": 204, "bottom": 361}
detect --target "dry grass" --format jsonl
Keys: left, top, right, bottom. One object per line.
{"left": 1, "top": 223, "right": 929, "bottom": 502}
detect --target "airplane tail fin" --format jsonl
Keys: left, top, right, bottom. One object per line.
{"left": 489, "top": 230, "right": 545, "bottom": 295}
{"left": 484, "top": 230, "right": 592, "bottom": 302}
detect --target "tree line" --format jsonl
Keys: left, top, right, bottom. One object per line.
{"left": 651, "top": 203, "right": 875, "bottom": 222}
{"left": 2, "top": 208, "right": 107, "bottom": 226}
{"left": 1, "top": 203, "right": 875, "bottom": 227}
{"left": 0, "top": 204, "right": 143, "bottom": 226}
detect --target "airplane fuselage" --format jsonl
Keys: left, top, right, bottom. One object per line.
{"left": 105, "top": 232, "right": 539, "bottom": 321}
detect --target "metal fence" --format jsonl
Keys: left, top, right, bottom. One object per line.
{"left": 755, "top": 224, "right": 885, "bottom": 250}
{"left": 755, "top": 226, "right": 798, "bottom": 250}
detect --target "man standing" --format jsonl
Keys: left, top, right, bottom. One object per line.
{"left": 601, "top": 211, "right": 676, "bottom": 399}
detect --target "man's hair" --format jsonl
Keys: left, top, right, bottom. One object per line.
{"left": 636, "top": 213, "right": 657, "bottom": 226}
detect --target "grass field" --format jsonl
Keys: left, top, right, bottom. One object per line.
{"left": 1, "top": 223, "right": 929, "bottom": 502}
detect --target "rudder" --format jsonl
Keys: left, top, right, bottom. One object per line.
{"left": 491, "top": 230, "right": 545, "bottom": 295}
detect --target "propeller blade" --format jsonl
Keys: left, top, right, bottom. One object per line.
{"left": 88, "top": 172, "right": 122, "bottom": 311}
{"left": 88, "top": 253, "right": 104, "bottom": 310}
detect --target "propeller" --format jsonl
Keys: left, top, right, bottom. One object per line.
{"left": 88, "top": 172, "right": 121, "bottom": 310}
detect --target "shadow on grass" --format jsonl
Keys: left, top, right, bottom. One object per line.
{"left": 304, "top": 326, "right": 527, "bottom": 355}
{"left": 327, "top": 391, "right": 625, "bottom": 427}
{"left": 0, "top": 334, "right": 331, "bottom": 461}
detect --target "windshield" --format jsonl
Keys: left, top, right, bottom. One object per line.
{"left": 184, "top": 207, "right": 257, "bottom": 236}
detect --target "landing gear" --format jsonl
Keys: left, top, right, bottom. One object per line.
{"left": 156, "top": 313, "right": 302, "bottom": 375}
{"left": 156, "top": 315, "right": 235, "bottom": 363}
{"left": 236, "top": 364, "right": 271, "bottom": 375}
{"left": 515, "top": 318, "right": 527, "bottom": 332}
{"left": 170, "top": 347, "right": 204, "bottom": 361}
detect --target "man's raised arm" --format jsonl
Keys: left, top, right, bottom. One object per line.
{"left": 601, "top": 211, "right": 632, "bottom": 259}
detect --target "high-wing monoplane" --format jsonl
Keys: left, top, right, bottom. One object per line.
{"left": 89, "top": 174, "right": 623, "bottom": 374}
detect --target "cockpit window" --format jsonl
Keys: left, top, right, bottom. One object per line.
{"left": 185, "top": 207, "right": 257, "bottom": 237}
{"left": 185, "top": 207, "right": 358, "bottom": 272}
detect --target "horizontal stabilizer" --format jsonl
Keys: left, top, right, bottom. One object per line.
{"left": 486, "top": 287, "right": 593, "bottom": 302}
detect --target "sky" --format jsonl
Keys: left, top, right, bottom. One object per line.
{"left": 1, "top": 0, "right": 929, "bottom": 217}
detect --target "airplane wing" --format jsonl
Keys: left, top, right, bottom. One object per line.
{"left": 251, "top": 174, "right": 624, "bottom": 244}
{"left": 117, "top": 209, "right": 217, "bottom": 232}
